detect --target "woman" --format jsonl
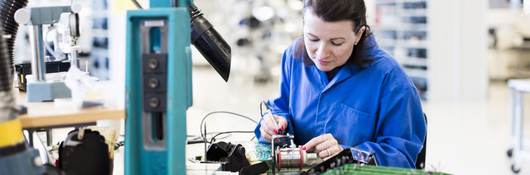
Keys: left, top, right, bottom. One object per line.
{"left": 254, "top": 0, "right": 427, "bottom": 168}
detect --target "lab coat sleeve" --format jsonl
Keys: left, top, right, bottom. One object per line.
{"left": 352, "top": 68, "right": 427, "bottom": 168}
{"left": 255, "top": 47, "right": 295, "bottom": 142}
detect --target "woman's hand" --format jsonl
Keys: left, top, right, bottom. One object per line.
{"left": 303, "top": 134, "right": 343, "bottom": 159}
{"left": 259, "top": 115, "right": 288, "bottom": 142}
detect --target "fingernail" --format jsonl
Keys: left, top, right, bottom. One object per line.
{"left": 301, "top": 146, "right": 306, "bottom": 150}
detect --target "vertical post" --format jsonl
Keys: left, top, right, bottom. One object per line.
{"left": 30, "top": 25, "right": 46, "bottom": 81}
{"left": 126, "top": 8, "right": 191, "bottom": 175}
{"left": 513, "top": 89, "right": 523, "bottom": 169}
{"left": 510, "top": 87, "right": 517, "bottom": 138}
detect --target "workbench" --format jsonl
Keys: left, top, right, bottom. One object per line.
{"left": 14, "top": 89, "right": 124, "bottom": 146}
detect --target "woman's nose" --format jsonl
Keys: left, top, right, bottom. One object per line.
{"left": 316, "top": 43, "right": 330, "bottom": 58}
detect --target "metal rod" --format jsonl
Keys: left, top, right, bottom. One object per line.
{"left": 30, "top": 25, "right": 46, "bottom": 81}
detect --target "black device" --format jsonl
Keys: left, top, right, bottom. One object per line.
{"left": 206, "top": 141, "right": 250, "bottom": 172}
{"left": 58, "top": 129, "right": 111, "bottom": 175}
{"left": 239, "top": 161, "right": 269, "bottom": 175}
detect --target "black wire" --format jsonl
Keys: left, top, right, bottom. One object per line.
{"left": 188, "top": 132, "right": 232, "bottom": 144}
{"left": 112, "top": 132, "right": 235, "bottom": 148}
{"left": 199, "top": 111, "right": 258, "bottom": 159}
{"left": 114, "top": 140, "right": 124, "bottom": 150}
{"left": 199, "top": 111, "right": 258, "bottom": 144}
{"left": 131, "top": 0, "right": 143, "bottom": 9}
{"left": 208, "top": 131, "right": 255, "bottom": 144}
{"left": 260, "top": 101, "right": 266, "bottom": 117}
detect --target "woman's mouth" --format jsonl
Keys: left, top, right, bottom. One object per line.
{"left": 318, "top": 59, "right": 331, "bottom": 65}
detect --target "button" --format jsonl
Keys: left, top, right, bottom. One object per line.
{"left": 149, "top": 97, "right": 160, "bottom": 108}
{"left": 148, "top": 78, "right": 159, "bottom": 89}
{"left": 148, "top": 58, "right": 159, "bottom": 70}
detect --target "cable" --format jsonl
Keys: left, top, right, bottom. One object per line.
{"left": 208, "top": 130, "right": 254, "bottom": 144}
{"left": 131, "top": 0, "right": 143, "bottom": 9}
{"left": 260, "top": 101, "right": 266, "bottom": 117}
{"left": 199, "top": 111, "right": 257, "bottom": 144}
{"left": 260, "top": 100, "right": 273, "bottom": 117}
{"left": 199, "top": 111, "right": 258, "bottom": 159}
{"left": 0, "top": 0, "right": 29, "bottom": 72}
{"left": 187, "top": 132, "right": 232, "bottom": 145}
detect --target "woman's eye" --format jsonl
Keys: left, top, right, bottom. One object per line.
{"left": 331, "top": 41, "right": 344, "bottom": 46}
{"left": 309, "top": 38, "right": 319, "bottom": 42}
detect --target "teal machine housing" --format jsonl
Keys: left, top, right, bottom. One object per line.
{"left": 125, "top": 1, "right": 193, "bottom": 174}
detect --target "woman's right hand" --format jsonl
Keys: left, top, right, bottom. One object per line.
{"left": 259, "top": 115, "right": 288, "bottom": 142}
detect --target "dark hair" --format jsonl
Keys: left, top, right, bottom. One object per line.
{"left": 295, "top": 0, "right": 372, "bottom": 68}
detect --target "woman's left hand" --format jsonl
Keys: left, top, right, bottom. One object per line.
{"left": 302, "top": 134, "right": 343, "bottom": 159}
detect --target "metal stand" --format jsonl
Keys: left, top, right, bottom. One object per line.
{"left": 507, "top": 79, "right": 530, "bottom": 174}
{"left": 16, "top": 6, "right": 74, "bottom": 102}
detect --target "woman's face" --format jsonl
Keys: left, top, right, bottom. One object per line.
{"left": 303, "top": 9, "right": 365, "bottom": 72}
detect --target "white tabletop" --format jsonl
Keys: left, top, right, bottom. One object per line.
{"left": 508, "top": 79, "right": 530, "bottom": 92}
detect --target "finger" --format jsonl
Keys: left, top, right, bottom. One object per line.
{"left": 260, "top": 127, "right": 272, "bottom": 142}
{"left": 264, "top": 116, "right": 280, "bottom": 134}
{"left": 262, "top": 117, "right": 278, "bottom": 134}
{"left": 329, "top": 145, "right": 343, "bottom": 156}
{"left": 315, "top": 139, "right": 338, "bottom": 153}
{"left": 275, "top": 116, "right": 288, "bottom": 130}
{"left": 303, "top": 135, "right": 327, "bottom": 152}
{"left": 317, "top": 149, "right": 329, "bottom": 159}
{"left": 318, "top": 145, "right": 343, "bottom": 159}
{"left": 261, "top": 123, "right": 275, "bottom": 137}
{"left": 312, "top": 134, "right": 334, "bottom": 152}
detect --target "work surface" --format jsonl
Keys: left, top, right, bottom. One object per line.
{"left": 14, "top": 90, "right": 124, "bottom": 129}
{"left": 185, "top": 141, "right": 449, "bottom": 175}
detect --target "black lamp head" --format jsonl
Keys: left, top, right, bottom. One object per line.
{"left": 189, "top": 4, "right": 231, "bottom": 82}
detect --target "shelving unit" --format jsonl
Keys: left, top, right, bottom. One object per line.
{"left": 89, "top": 0, "right": 110, "bottom": 80}
{"left": 374, "top": 0, "right": 429, "bottom": 99}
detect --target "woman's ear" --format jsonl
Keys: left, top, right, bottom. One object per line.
{"left": 354, "top": 26, "right": 366, "bottom": 45}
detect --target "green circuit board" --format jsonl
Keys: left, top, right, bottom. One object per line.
{"left": 320, "top": 164, "right": 450, "bottom": 175}
{"left": 254, "top": 142, "right": 272, "bottom": 161}
{"left": 250, "top": 142, "right": 450, "bottom": 175}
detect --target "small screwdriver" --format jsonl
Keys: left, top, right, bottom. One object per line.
{"left": 262, "top": 101, "right": 286, "bottom": 135}
{"left": 267, "top": 110, "right": 286, "bottom": 135}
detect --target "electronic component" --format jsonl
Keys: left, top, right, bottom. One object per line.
{"left": 270, "top": 134, "right": 322, "bottom": 173}
{"left": 275, "top": 147, "right": 320, "bottom": 171}
{"left": 304, "top": 148, "right": 377, "bottom": 174}
{"left": 206, "top": 141, "right": 250, "bottom": 172}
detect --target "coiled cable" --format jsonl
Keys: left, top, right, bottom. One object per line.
{"left": 0, "top": 0, "right": 29, "bottom": 71}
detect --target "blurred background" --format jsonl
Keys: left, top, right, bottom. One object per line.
{"left": 9, "top": 0, "right": 530, "bottom": 174}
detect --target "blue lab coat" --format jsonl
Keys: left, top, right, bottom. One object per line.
{"left": 255, "top": 34, "right": 427, "bottom": 168}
